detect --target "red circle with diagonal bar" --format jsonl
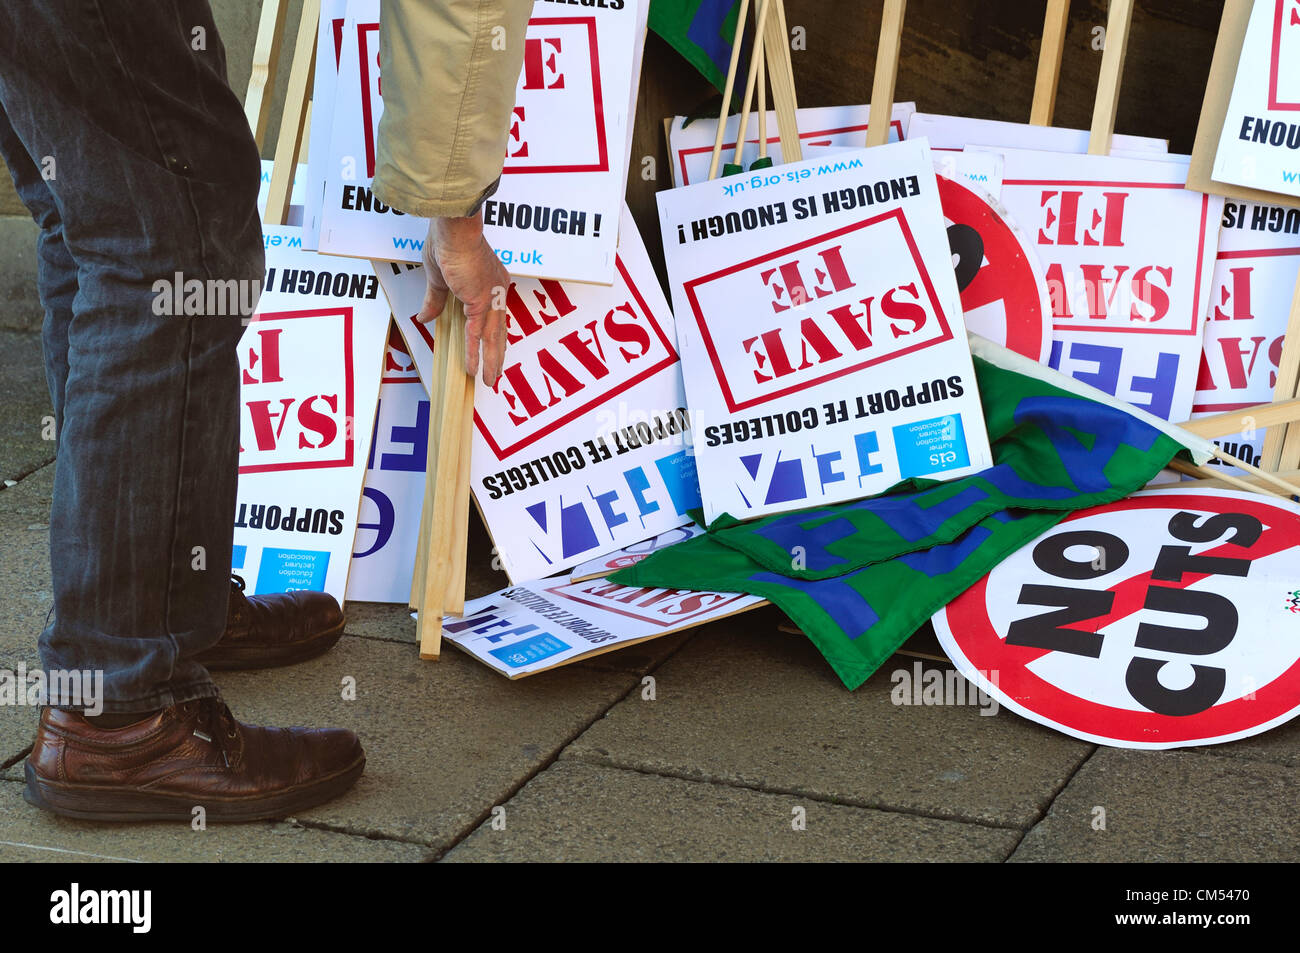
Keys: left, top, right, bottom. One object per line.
{"left": 934, "top": 489, "right": 1300, "bottom": 748}
{"left": 937, "top": 173, "right": 1052, "bottom": 363}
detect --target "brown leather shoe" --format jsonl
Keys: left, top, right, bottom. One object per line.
{"left": 194, "top": 575, "right": 346, "bottom": 670}
{"left": 24, "top": 699, "right": 365, "bottom": 822}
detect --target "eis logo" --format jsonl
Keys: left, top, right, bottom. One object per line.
{"left": 238, "top": 308, "right": 355, "bottom": 474}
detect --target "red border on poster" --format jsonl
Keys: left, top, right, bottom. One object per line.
{"left": 239, "top": 307, "right": 356, "bottom": 475}
{"left": 682, "top": 207, "right": 955, "bottom": 414}
{"left": 943, "top": 492, "right": 1300, "bottom": 745}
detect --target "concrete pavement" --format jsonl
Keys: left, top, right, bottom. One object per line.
{"left": 2, "top": 328, "right": 1300, "bottom": 862}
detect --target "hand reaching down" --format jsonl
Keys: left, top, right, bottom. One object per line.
{"left": 417, "top": 213, "right": 510, "bottom": 387}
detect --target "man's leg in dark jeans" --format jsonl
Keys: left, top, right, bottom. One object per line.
{"left": 0, "top": 1, "right": 363, "bottom": 821}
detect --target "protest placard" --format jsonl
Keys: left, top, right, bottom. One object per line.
{"left": 317, "top": 0, "right": 646, "bottom": 284}
{"left": 346, "top": 325, "right": 429, "bottom": 603}
{"left": 569, "top": 522, "right": 704, "bottom": 582}
{"left": 442, "top": 576, "right": 764, "bottom": 678}
{"left": 973, "top": 147, "right": 1223, "bottom": 423}
{"left": 1192, "top": 199, "right": 1300, "bottom": 470}
{"left": 668, "top": 103, "right": 916, "bottom": 187}
{"left": 378, "top": 206, "right": 698, "bottom": 583}
{"left": 1212, "top": 0, "right": 1300, "bottom": 199}
{"left": 657, "top": 139, "right": 994, "bottom": 524}
{"left": 233, "top": 225, "right": 390, "bottom": 603}
{"left": 906, "top": 112, "right": 1167, "bottom": 173}
{"left": 256, "top": 159, "right": 305, "bottom": 224}
{"left": 301, "top": 0, "right": 350, "bottom": 249}
{"left": 935, "top": 170, "right": 1051, "bottom": 363}
{"left": 934, "top": 487, "right": 1300, "bottom": 748}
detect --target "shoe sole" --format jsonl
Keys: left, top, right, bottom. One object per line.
{"left": 22, "top": 755, "right": 365, "bottom": 823}
{"left": 194, "top": 618, "right": 347, "bottom": 671}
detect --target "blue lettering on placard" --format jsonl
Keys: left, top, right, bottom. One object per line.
{"left": 444, "top": 606, "right": 505, "bottom": 634}
{"left": 255, "top": 547, "right": 329, "bottom": 593}
{"left": 816, "top": 448, "right": 845, "bottom": 491}
{"left": 353, "top": 487, "right": 395, "bottom": 558}
{"left": 489, "top": 632, "right": 571, "bottom": 668}
{"left": 1060, "top": 342, "right": 1122, "bottom": 396}
{"left": 749, "top": 570, "right": 879, "bottom": 640}
{"left": 559, "top": 496, "right": 599, "bottom": 558}
{"left": 232, "top": 544, "right": 247, "bottom": 570}
{"left": 623, "top": 466, "right": 660, "bottom": 519}
{"left": 765, "top": 453, "right": 807, "bottom": 505}
{"left": 854, "top": 430, "right": 883, "bottom": 484}
{"left": 654, "top": 449, "right": 701, "bottom": 514}
{"left": 592, "top": 485, "right": 630, "bottom": 530}
{"left": 1128, "top": 352, "right": 1179, "bottom": 420}
{"left": 477, "top": 623, "right": 540, "bottom": 645}
{"left": 379, "top": 398, "right": 428, "bottom": 472}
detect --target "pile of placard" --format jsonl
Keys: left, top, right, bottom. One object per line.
{"left": 233, "top": 0, "right": 1300, "bottom": 752}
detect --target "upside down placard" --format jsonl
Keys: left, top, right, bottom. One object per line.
{"left": 1212, "top": 0, "right": 1300, "bottom": 199}
{"left": 975, "top": 148, "right": 1223, "bottom": 423}
{"left": 1193, "top": 199, "right": 1300, "bottom": 470}
{"left": 657, "top": 139, "right": 994, "bottom": 524}
{"left": 318, "top": 0, "right": 646, "bottom": 283}
{"left": 378, "top": 206, "right": 698, "bottom": 583}
{"left": 233, "top": 225, "right": 391, "bottom": 602}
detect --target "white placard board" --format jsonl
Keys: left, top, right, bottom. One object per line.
{"left": 906, "top": 112, "right": 1169, "bottom": 170}
{"left": 974, "top": 146, "right": 1224, "bottom": 423}
{"left": 256, "top": 159, "right": 306, "bottom": 225}
{"left": 301, "top": 0, "right": 352, "bottom": 249}
{"left": 317, "top": 0, "right": 646, "bottom": 284}
{"left": 657, "top": 139, "right": 994, "bottom": 524}
{"left": 232, "top": 225, "right": 390, "bottom": 602}
{"left": 667, "top": 103, "right": 917, "bottom": 187}
{"left": 1212, "top": 0, "right": 1300, "bottom": 199}
{"left": 442, "top": 576, "right": 763, "bottom": 678}
{"left": 1192, "top": 198, "right": 1300, "bottom": 467}
{"left": 568, "top": 522, "right": 705, "bottom": 581}
{"left": 346, "top": 326, "right": 429, "bottom": 603}
{"left": 934, "top": 487, "right": 1300, "bottom": 749}
{"left": 378, "top": 206, "right": 698, "bottom": 583}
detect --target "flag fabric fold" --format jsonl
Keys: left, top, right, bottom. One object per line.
{"left": 611, "top": 338, "right": 1212, "bottom": 690}
{"left": 649, "top": 0, "right": 745, "bottom": 92}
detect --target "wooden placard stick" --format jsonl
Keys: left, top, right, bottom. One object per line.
{"left": 732, "top": 0, "right": 773, "bottom": 168}
{"left": 1176, "top": 467, "right": 1300, "bottom": 492}
{"left": 409, "top": 313, "right": 453, "bottom": 609}
{"left": 1260, "top": 275, "right": 1300, "bottom": 470}
{"left": 1087, "top": 0, "right": 1133, "bottom": 156}
{"left": 1030, "top": 0, "right": 1070, "bottom": 126}
{"left": 1165, "top": 457, "right": 1286, "bottom": 497}
{"left": 866, "top": 0, "right": 906, "bottom": 148}
{"left": 1213, "top": 447, "right": 1300, "bottom": 497}
{"left": 444, "top": 369, "right": 476, "bottom": 616}
{"left": 265, "top": 0, "right": 320, "bottom": 226}
{"left": 245, "top": 0, "right": 290, "bottom": 151}
{"left": 757, "top": 9, "right": 768, "bottom": 161}
{"left": 1176, "top": 397, "right": 1300, "bottom": 439}
{"left": 707, "top": 0, "right": 752, "bottom": 180}
{"left": 762, "top": 0, "right": 801, "bottom": 162}
{"left": 415, "top": 298, "right": 473, "bottom": 659}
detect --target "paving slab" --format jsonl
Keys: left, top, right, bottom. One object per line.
{"left": 0, "top": 330, "right": 54, "bottom": 481}
{"left": 564, "top": 626, "right": 1092, "bottom": 828}
{"left": 1010, "top": 748, "right": 1300, "bottom": 862}
{"left": 1191, "top": 717, "right": 1300, "bottom": 770}
{"left": 443, "top": 759, "right": 1019, "bottom": 862}
{"left": 0, "top": 780, "right": 429, "bottom": 862}
{"left": 213, "top": 633, "right": 639, "bottom": 849}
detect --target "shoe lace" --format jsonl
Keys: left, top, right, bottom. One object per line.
{"left": 183, "top": 698, "right": 241, "bottom": 767}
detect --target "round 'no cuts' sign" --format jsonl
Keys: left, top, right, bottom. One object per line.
{"left": 933, "top": 488, "right": 1300, "bottom": 748}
